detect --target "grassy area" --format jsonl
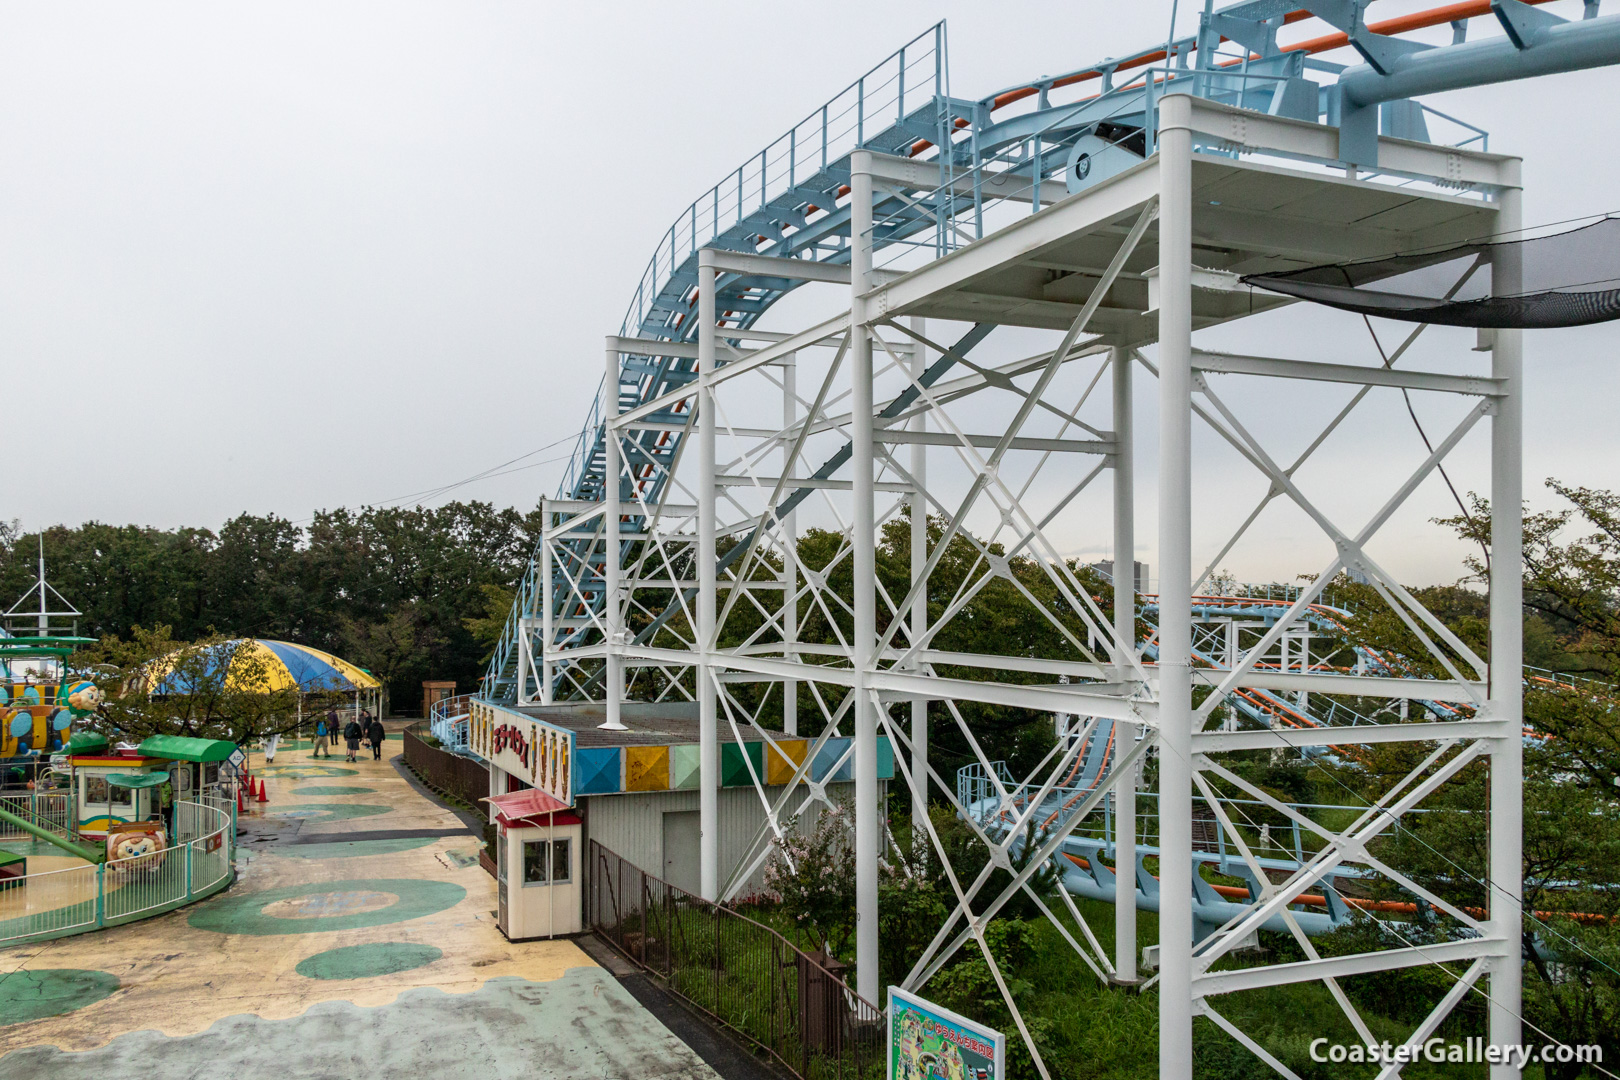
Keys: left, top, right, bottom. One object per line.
{"left": 743, "top": 889, "right": 1552, "bottom": 1080}
{"left": 981, "top": 901, "right": 1525, "bottom": 1080}
{"left": 599, "top": 898, "right": 884, "bottom": 1080}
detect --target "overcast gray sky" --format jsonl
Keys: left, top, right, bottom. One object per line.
{"left": 5, "top": 1, "right": 1618, "bottom": 586}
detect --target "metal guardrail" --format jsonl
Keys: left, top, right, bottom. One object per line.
{"left": 428, "top": 693, "right": 480, "bottom": 757}
{"left": 403, "top": 721, "right": 489, "bottom": 809}
{"left": 0, "top": 797, "right": 235, "bottom": 946}
{"left": 958, "top": 760, "right": 1386, "bottom": 869}
{"left": 0, "top": 791, "right": 74, "bottom": 843}
{"left": 587, "top": 841, "right": 882, "bottom": 1080}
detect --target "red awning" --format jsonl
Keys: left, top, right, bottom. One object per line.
{"left": 483, "top": 787, "right": 574, "bottom": 828}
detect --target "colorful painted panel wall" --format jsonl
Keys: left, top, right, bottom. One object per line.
{"left": 574, "top": 746, "right": 623, "bottom": 795}
{"left": 624, "top": 745, "right": 669, "bottom": 792}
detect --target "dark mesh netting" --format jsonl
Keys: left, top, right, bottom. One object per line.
{"left": 1239, "top": 216, "right": 1620, "bottom": 328}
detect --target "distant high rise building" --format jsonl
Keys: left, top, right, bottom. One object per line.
{"left": 1090, "top": 559, "right": 1150, "bottom": 595}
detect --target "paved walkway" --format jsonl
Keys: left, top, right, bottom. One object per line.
{"left": 0, "top": 735, "right": 720, "bottom": 1079}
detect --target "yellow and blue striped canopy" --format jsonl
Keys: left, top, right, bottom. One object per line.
{"left": 145, "top": 639, "right": 380, "bottom": 694}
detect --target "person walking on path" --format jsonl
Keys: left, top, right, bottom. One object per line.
{"left": 313, "top": 717, "right": 331, "bottom": 759}
{"left": 343, "top": 716, "right": 363, "bottom": 763}
{"left": 366, "top": 715, "right": 386, "bottom": 761}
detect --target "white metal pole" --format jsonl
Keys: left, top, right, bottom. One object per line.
{"left": 602, "top": 340, "right": 627, "bottom": 731}
{"left": 541, "top": 500, "right": 555, "bottom": 706}
{"left": 1111, "top": 343, "right": 1138, "bottom": 985}
{"left": 850, "top": 150, "right": 880, "bottom": 1002}
{"left": 1487, "top": 162, "right": 1524, "bottom": 1077}
{"left": 698, "top": 249, "right": 721, "bottom": 902}
{"left": 516, "top": 629, "right": 531, "bottom": 707}
{"left": 910, "top": 316, "right": 929, "bottom": 834}
{"left": 782, "top": 352, "right": 799, "bottom": 737}
{"left": 36, "top": 538, "right": 47, "bottom": 635}
{"left": 1156, "top": 93, "right": 1196, "bottom": 1080}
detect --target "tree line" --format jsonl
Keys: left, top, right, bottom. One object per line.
{"left": 0, "top": 502, "right": 536, "bottom": 714}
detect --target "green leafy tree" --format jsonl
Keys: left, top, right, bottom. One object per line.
{"left": 930, "top": 919, "right": 1056, "bottom": 1080}
{"left": 0, "top": 500, "right": 544, "bottom": 713}
{"left": 1525, "top": 918, "right": 1620, "bottom": 1080}
{"left": 462, "top": 582, "right": 516, "bottom": 662}
{"left": 339, "top": 605, "right": 441, "bottom": 715}
{"left": 75, "top": 627, "right": 304, "bottom": 745}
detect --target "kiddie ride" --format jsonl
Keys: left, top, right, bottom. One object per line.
{"left": 0, "top": 553, "right": 239, "bottom": 878}
{"left": 0, "top": 646, "right": 102, "bottom": 771}
{"left": 0, "top": 724, "right": 239, "bottom": 875}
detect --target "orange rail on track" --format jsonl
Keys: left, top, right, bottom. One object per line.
{"left": 1062, "top": 852, "right": 1613, "bottom": 923}
{"left": 906, "top": 1, "right": 1559, "bottom": 158}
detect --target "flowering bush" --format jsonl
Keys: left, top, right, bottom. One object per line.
{"left": 762, "top": 799, "right": 857, "bottom": 955}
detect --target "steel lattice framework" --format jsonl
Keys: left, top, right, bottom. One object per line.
{"left": 483, "top": 4, "right": 1620, "bottom": 1077}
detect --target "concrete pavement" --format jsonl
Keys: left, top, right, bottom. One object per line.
{"left": 0, "top": 736, "right": 721, "bottom": 1079}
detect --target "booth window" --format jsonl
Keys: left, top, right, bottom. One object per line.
{"left": 522, "top": 838, "right": 571, "bottom": 886}
{"left": 84, "top": 775, "right": 132, "bottom": 810}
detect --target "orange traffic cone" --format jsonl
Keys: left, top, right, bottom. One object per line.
{"left": 237, "top": 784, "right": 248, "bottom": 812}
{"left": 255, "top": 777, "right": 268, "bottom": 802}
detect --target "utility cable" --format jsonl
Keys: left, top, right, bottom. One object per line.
{"left": 1339, "top": 901, "right": 1620, "bottom": 1079}
{"left": 1251, "top": 721, "right": 1620, "bottom": 983}
{"left": 1360, "top": 314, "right": 1490, "bottom": 577}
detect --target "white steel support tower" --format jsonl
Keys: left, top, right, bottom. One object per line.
{"left": 491, "top": 8, "right": 1620, "bottom": 1070}
{"left": 543, "top": 93, "right": 1529, "bottom": 1072}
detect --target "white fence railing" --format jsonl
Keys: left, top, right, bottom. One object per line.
{"left": 0, "top": 792, "right": 75, "bottom": 842}
{"left": 0, "top": 797, "right": 235, "bottom": 946}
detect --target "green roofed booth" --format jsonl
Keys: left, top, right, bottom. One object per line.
{"left": 136, "top": 736, "right": 236, "bottom": 804}
{"left": 136, "top": 736, "right": 235, "bottom": 763}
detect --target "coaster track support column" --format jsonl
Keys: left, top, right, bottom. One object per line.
{"left": 1488, "top": 162, "right": 1524, "bottom": 1079}
{"left": 1156, "top": 93, "right": 1196, "bottom": 1080}
{"left": 540, "top": 499, "right": 555, "bottom": 706}
{"left": 1112, "top": 343, "right": 1138, "bottom": 986}
{"left": 910, "top": 316, "right": 929, "bottom": 834}
{"left": 699, "top": 248, "right": 720, "bottom": 902}
{"left": 851, "top": 150, "right": 880, "bottom": 1002}
{"left": 783, "top": 351, "right": 799, "bottom": 737}
{"left": 603, "top": 339, "right": 626, "bottom": 732}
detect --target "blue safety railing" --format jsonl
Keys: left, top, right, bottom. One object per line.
{"left": 428, "top": 693, "right": 481, "bottom": 760}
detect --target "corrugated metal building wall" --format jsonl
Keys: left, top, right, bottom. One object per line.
{"left": 580, "top": 781, "right": 871, "bottom": 897}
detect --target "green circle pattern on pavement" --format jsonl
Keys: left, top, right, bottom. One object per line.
{"left": 266, "top": 803, "right": 392, "bottom": 823}
{"left": 272, "top": 837, "right": 438, "bottom": 860}
{"left": 259, "top": 765, "right": 359, "bottom": 778}
{"left": 294, "top": 942, "right": 443, "bottom": 980}
{"left": 289, "top": 785, "right": 376, "bottom": 796}
{"left": 0, "top": 969, "right": 120, "bottom": 1024}
{"left": 188, "top": 878, "right": 466, "bottom": 936}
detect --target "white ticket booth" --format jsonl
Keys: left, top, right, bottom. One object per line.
{"left": 487, "top": 789, "right": 581, "bottom": 940}
{"left": 469, "top": 700, "right": 580, "bottom": 941}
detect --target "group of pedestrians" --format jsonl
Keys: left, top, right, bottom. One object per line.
{"left": 311, "top": 710, "right": 387, "bottom": 762}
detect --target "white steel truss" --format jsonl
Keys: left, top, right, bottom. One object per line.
{"left": 538, "top": 94, "right": 1527, "bottom": 1080}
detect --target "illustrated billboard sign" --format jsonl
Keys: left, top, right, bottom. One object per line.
{"left": 888, "top": 987, "right": 1004, "bottom": 1080}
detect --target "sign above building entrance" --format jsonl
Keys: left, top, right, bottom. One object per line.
{"left": 469, "top": 699, "right": 573, "bottom": 808}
